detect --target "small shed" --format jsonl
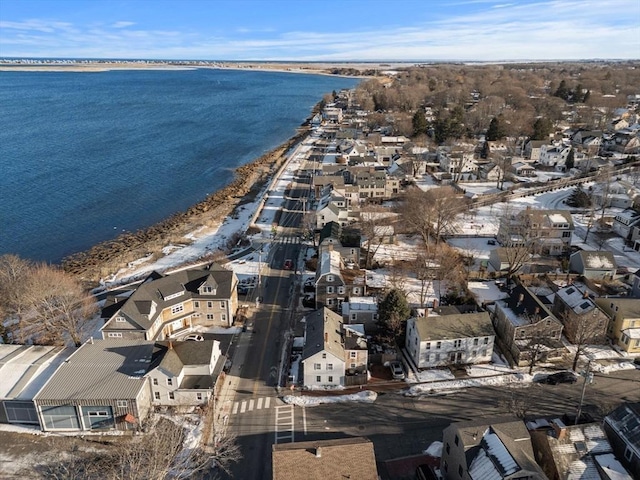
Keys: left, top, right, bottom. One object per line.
{"left": 569, "top": 251, "right": 617, "bottom": 279}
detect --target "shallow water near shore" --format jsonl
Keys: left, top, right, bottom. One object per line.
{"left": 0, "top": 69, "right": 359, "bottom": 262}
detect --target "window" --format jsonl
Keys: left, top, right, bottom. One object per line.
{"left": 203, "top": 286, "right": 213, "bottom": 293}
{"left": 481, "top": 348, "right": 487, "bottom": 356}
{"left": 435, "top": 353, "right": 440, "bottom": 361}
{"left": 327, "top": 363, "right": 333, "bottom": 371}
{"left": 327, "top": 286, "right": 334, "bottom": 294}
{"left": 350, "top": 363, "right": 356, "bottom": 368}
{"left": 337, "top": 286, "right": 345, "bottom": 294}
{"left": 314, "top": 363, "right": 321, "bottom": 370}
{"left": 167, "top": 378, "right": 173, "bottom": 386}
{"left": 115, "top": 316, "right": 126, "bottom": 323}
{"left": 453, "top": 340, "right": 462, "bottom": 348}
{"left": 153, "top": 378, "right": 158, "bottom": 385}
{"left": 171, "top": 304, "right": 184, "bottom": 315}
{"left": 154, "top": 392, "right": 160, "bottom": 400}
{"left": 322, "top": 353, "right": 327, "bottom": 359}
{"left": 426, "top": 342, "right": 431, "bottom": 350}
{"left": 436, "top": 341, "right": 442, "bottom": 349}
{"left": 483, "top": 337, "right": 489, "bottom": 344}
{"left": 473, "top": 338, "right": 479, "bottom": 346}
{"left": 207, "top": 301, "right": 213, "bottom": 308}
{"left": 197, "top": 393, "right": 203, "bottom": 401}
{"left": 353, "top": 287, "right": 360, "bottom": 295}
{"left": 221, "top": 314, "right": 227, "bottom": 322}
{"left": 351, "top": 313, "right": 357, "bottom": 321}
{"left": 316, "top": 376, "right": 321, "bottom": 382}
{"left": 207, "top": 314, "right": 214, "bottom": 320}
{"left": 117, "top": 400, "right": 127, "bottom": 408}
{"left": 169, "top": 392, "right": 175, "bottom": 400}
{"left": 472, "top": 350, "right": 477, "bottom": 357}
{"left": 220, "top": 301, "right": 226, "bottom": 308}
{"left": 350, "top": 351, "right": 357, "bottom": 358}
{"left": 194, "top": 301, "right": 200, "bottom": 308}
{"left": 328, "top": 376, "right": 333, "bottom": 382}
{"left": 327, "top": 275, "right": 334, "bottom": 282}
{"left": 624, "top": 446, "right": 633, "bottom": 461}
{"left": 108, "top": 332, "right": 123, "bottom": 338}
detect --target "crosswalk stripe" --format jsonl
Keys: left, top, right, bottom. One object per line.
{"left": 257, "top": 397, "right": 263, "bottom": 409}
{"left": 264, "top": 397, "right": 270, "bottom": 409}
{"left": 232, "top": 402, "right": 239, "bottom": 415}
{"left": 240, "top": 401, "right": 247, "bottom": 414}
{"left": 230, "top": 397, "right": 275, "bottom": 415}
{"left": 248, "top": 399, "right": 255, "bottom": 411}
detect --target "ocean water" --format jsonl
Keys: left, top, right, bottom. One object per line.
{"left": 0, "top": 69, "right": 359, "bottom": 263}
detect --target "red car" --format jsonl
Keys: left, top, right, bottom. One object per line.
{"left": 283, "top": 259, "right": 293, "bottom": 270}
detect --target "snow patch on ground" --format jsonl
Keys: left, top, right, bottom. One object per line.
{"left": 283, "top": 390, "right": 377, "bottom": 406}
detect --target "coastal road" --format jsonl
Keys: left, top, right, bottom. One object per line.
{"left": 223, "top": 161, "right": 308, "bottom": 479}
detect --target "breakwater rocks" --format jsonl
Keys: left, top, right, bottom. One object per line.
{"left": 62, "top": 127, "right": 309, "bottom": 283}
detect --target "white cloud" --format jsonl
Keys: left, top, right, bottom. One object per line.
{"left": 111, "top": 21, "right": 136, "bottom": 29}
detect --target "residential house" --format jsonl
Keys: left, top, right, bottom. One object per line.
{"left": 512, "top": 161, "right": 537, "bottom": 177}
{"left": 313, "top": 174, "right": 345, "bottom": 199}
{"left": 342, "top": 297, "right": 378, "bottom": 330}
{"left": 538, "top": 143, "right": 572, "bottom": 168}
{"left": 318, "top": 221, "right": 361, "bottom": 266}
{"left": 572, "top": 130, "right": 603, "bottom": 153}
{"left": 315, "top": 249, "right": 346, "bottom": 310}
{"left": 272, "top": 437, "right": 379, "bottom": 480}
{"left": 352, "top": 166, "right": 399, "bottom": 202}
{"left": 101, "top": 265, "right": 238, "bottom": 341}
{"left": 530, "top": 419, "right": 632, "bottom": 480}
{"left": 492, "top": 282, "right": 565, "bottom": 367}
{"left": 592, "top": 182, "right": 636, "bottom": 209}
{"left": 438, "top": 148, "right": 478, "bottom": 181}
{"left": 301, "top": 308, "right": 349, "bottom": 388}
{"left": 322, "top": 106, "right": 343, "bottom": 123}
{"left": 605, "top": 131, "right": 640, "bottom": 155}
{"left": 373, "top": 145, "right": 400, "bottom": 166}
{"left": 148, "top": 340, "right": 224, "bottom": 406}
{"left": 613, "top": 209, "right": 640, "bottom": 240}
{"left": 525, "top": 140, "right": 546, "bottom": 161}
{"left": 33, "top": 339, "right": 155, "bottom": 432}
{"left": 315, "top": 190, "right": 358, "bottom": 229}
{"left": 0, "top": 345, "right": 70, "bottom": 426}
{"left": 595, "top": 298, "right": 640, "bottom": 354}
{"left": 440, "top": 417, "right": 547, "bottom": 480}
{"left": 569, "top": 250, "right": 617, "bottom": 280}
{"left": 343, "top": 324, "right": 369, "bottom": 384}
{"left": 603, "top": 403, "right": 640, "bottom": 479}
{"left": 497, "top": 208, "right": 574, "bottom": 256}
{"left": 631, "top": 269, "right": 640, "bottom": 298}
{"left": 552, "top": 284, "right": 608, "bottom": 345}
{"left": 479, "top": 162, "right": 505, "bottom": 182}
{"left": 405, "top": 313, "right": 495, "bottom": 369}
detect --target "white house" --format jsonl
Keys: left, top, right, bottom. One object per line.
{"left": 301, "top": 308, "right": 346, "bottom": 388}
{"left": 405, "top": 312, "right": 495, "bottom": 368}
{"left": 538, "top": 144, "right": 571, "bottom": 168}
{"left": 148, "top": 340, "right": 223, "bottom": 406}
{"left": 613, "top": 209, "right": 640, "bottom": 240}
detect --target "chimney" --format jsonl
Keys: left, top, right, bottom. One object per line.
{"left": 89, "top": 337, "right": 94, "bottom": 344}
{"left": 315, "top": 446, "right": 322, "bottom": 458}
{"left": 583, "top": 290, "right": 589, "bottom": 299}
{"left": 432, "top": 298, "right": 439, "bottom": 310}
{"left": 552, "top": 419, "right": 568, "bottom": 441}
{"left": 324, "top": 332, "right": 328, "bottom": 344}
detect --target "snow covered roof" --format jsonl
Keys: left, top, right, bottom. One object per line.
{"left": 555, "top": 285, "right": 598, "bottom": 315}
{"left": 573, "top": 250, "right": 617, "bottom": 270}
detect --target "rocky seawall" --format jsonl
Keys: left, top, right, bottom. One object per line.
{"left": 61, "top": 125, "right": 312, "bottom": 284}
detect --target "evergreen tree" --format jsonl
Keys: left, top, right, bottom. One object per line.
{"left": 565, "top": 147, "right": 575, "bottom": 170}
{"left": 486, "top": 116, "right": 504, "bottom": 141}
{"left": 412, "top": 108, "right": 428, "bottom": 136}
{"left": 531, "top": 117, "right": 553, "bottom": 140}
{"left": 554, "top": 80, "right": 570, "bottom": 101}
{"left": 378, "top": 288, "right": 411, "bottom": 340}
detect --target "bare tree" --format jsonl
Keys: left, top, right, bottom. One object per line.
{"left": 560, "top": 310, "right": 607, "bottom": 371}
{"left": 22, "top": 264, "right": 98, "bottom": 346}
{"left": 0, "top": 254, "right": 34, "bottom": 343}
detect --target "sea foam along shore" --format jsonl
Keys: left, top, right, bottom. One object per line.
{"left": 61, "top": 113, "right": 318, "bottom": 285}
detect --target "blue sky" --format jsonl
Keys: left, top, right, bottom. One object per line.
{"left": 1, "top": 0, "right": 638, "bottom": 61}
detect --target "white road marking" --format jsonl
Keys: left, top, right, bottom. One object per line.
{"left": 240, "top": 401, "right": 247, "bottom": 414}
{"left": 232, "top": 402, "right": 239, "bottom": 415}
{"left": 248, "top": 399, "right": 255, "bottom": 411}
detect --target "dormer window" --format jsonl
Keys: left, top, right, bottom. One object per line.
{"left": 327, "top": 275, "right": 334, "bottom": 282}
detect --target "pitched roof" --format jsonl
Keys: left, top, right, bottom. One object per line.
{"left": 302, "top": 308, "right": 344, "bottom": 360}
{"left": 605, "top": 402, "right": 640, "bottom": 456}
{"left": 412, "top": 312, "right": 494, "bottom": 341}
{"left": 152, "top": 340, "right": 218, "bottom": 376}
{"left": 34, "top": 339, "right": 154, "bottom": 401}
{"left": 272, "top": 437, "right": 378, "bottom": 480}
{"left": 572, "top": 250, "right": 617, "bottom": 270}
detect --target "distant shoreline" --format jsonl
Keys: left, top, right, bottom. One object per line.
{"left": 0, "top": 60, "right": 400, "bottom": 77}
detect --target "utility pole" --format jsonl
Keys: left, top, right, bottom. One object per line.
{"left": 575, "top": 359, "right": 593, "bottom": 425}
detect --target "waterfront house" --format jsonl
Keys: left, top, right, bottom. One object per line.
{"left": 101, "top": 264, "right": 238, "bottom": 341}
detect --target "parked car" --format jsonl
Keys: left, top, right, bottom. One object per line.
{"left": 182, "top": 334, "right": 204, "bottom": 342}
{"left": 283, "top": 259, "right": 293, "bottom": 270}
{"left": 487, "top": 239, "right": 496, "bottom": 245}
{"left": 389, "top": 360, "right": 405, "bottom": 380}
{"left": 538, "top": 371, "right": 577, "bottom": 385}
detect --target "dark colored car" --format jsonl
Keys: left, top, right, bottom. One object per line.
{"left": 539, "top": 371, "right": 577, "bottom": 385}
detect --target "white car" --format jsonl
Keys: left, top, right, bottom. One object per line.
{"left": 389, "top": 360, "right": 405, "bottom": 380}
{"left": 182, "top": 334, "right": 204, "bottom": 342}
